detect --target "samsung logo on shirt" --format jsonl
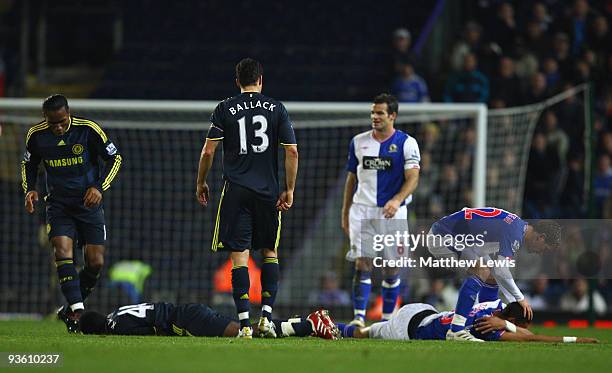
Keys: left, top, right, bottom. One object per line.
{"left": 363, "top": 156, "right": 392, "bottom": 170}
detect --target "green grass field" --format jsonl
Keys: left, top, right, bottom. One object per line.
{"left": 1, "top": 321, "right": 611, "bottom": 372}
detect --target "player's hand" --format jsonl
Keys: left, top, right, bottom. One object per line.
{"left": 383, "top": 199, "right": 401, "bottom": 218}
{"left": 196, "top": 182, "right": 210, "bottom": 207}
{"left": 341, "top": 213, "right": 350, "bottom": 237}
{"left": 474, "top": 315, "right": 506, "bottom": 334}
{"left": 25, "top": 191, "right": 39, "bottom": 214}
{"left": 276, "top": 190, "right": 293, "bottom": 211}
{"left": 518, "top": 299, "right": 533, "bottom": 321}
{"left": 84, "top": 187, "right": 102, "bottom": 208}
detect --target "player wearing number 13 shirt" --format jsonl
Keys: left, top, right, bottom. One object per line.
{"left": 196, "top": 58, "right": 298, "bottom": 339}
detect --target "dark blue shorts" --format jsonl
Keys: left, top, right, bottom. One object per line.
{"left": 171, "top": 304, "right": 233, "bottom": 337}
{"left": 45, "top": 195, "right": 106, "bottom": 245}
{"left": 212, "top": 181, "right": 281, "bottom": 252}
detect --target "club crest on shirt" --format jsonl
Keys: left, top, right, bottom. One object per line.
{"left": 72, "top": 144, "right": 84, "bottom": 155}
{"left": 388, "top": 144, "right": 398, "bottom": 153}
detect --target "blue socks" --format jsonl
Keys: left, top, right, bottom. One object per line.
{"left": 451, "top": 276, "right": 484, "bottom": 332}
{"left": 381, "top": 275, "right": 400, "bottom": 320}
{"left": 478, "top": 283, "right": 499, "bottom": 302}
{"left": 231, "top": 265, "right": 251, "bottom": 328}
{"left": 337, "top": 323, "right": 356, "bottom": 338}
{"left": 56, "top": 258, "right": 83, "bottom": 309}
{"left": 352, "top": 271, "right": 371, "bottom": 321}
{"left": 261, "top": 257, "right": 279, "bottom": 321}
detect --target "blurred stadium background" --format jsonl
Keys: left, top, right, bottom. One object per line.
{"left": 0, "top": 0, "right": 610, "bottom": 326}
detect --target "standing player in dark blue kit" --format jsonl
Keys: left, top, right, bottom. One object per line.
{"left": 426, "top": 207, "right": 561, "bottom": 341}
{"left": 21, "top": 95, "right": 122, "bottom": 332}
{"left": 196, "top": 58, "right": 299, "bottom": 338}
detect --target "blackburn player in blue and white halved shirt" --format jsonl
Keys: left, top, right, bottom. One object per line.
{"left": 426, "top": 207, "right": 561, "bottom": 341}
{"left": 341, "top": 93, "right": 420, "bottom": 327}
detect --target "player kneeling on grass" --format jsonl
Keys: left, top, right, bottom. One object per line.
{"left": 336, "top": 300, "right": 598, "bottom": 343}
{"left": 79, "top": 302, "right": 339, "bottom": 339}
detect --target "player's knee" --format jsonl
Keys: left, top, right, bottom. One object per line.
{"left": 262, "top": 248, "right": 277, "bottom": 258}
{"left": 355, "top": 258, "right": 373, "bottom": 272}
{"left": 87, "top": 255, "right": 104, "bottom": 272}
{"left": 53, "top": 245, "right": 72, "bottom": 260}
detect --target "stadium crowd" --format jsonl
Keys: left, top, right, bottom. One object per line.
{"left": 389, "top": 0, "right": 611, "bottom": 314}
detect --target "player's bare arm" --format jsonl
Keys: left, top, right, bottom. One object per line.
{"left": 500, "top": 331, "right": 598, "bottom": 343}
{"left": 383, "top": 168, "right": 419, "bottom": 218}
{"left": 196, "top": 138, "right": 220, "bottom": 206}
{"left": 83, "top": 187, "right": 102, "bottom": 208}
{"left": 277, "top": 144, "right": 298, "bottom": 211}
{"left": 24, "top": 191, "right": 39, "bottom": 214}
{"left": 341, "top": 172, "right": 357, "bottom": 236}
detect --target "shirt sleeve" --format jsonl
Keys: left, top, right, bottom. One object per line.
{"left": 346, "top": 138, "right": 358, "bottom": 173}
{"left": 278, "top": 103, "right": 297, "bottom": 145}
{"left": 492, "top": 257, "right": 524, "bottom": 302}
{"left": 403, "top": 136, "right": 421, "bottom": 170}
{"left": 21, "top": 137, "right": 41, "bottom": 193}
{"left": 206, "top": 103, "right": 225, "bottom": 140}
{"left": 89, "top": 127, "right": 122, "bottom": 192}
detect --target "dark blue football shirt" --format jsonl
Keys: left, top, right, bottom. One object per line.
{"left": 206, "top": 92, "right": 296, "bottom": 200}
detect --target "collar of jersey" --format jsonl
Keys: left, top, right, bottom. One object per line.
{"left": 370, "top": 128, "right": 396, "bottom": 144}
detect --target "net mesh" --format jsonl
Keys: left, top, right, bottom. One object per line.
{"left": 0, "top": 87, "right": 586, "bottom": 316}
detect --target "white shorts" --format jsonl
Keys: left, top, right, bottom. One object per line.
{"left": 369, "top": 303, "right": 438, "bottom": 340}
{"left": 346, "top": 203, "right": 409, "bottom": 261}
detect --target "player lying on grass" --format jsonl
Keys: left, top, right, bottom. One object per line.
{"left": 336, "top": 300, "right": 598, "bottom": 343}
{"left": 79, "top": 302, "right": 339, "bottom": 339}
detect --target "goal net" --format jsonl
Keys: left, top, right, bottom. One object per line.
{"left": 0, "top": 86, "right": 588, "bottom": 316}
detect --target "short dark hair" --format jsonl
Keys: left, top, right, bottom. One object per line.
{"left": 236, "top": 58, "right": 263, "bottom": 87}
{"left": 533, "top": 220, "right": 562, "bottom": 249}
{"left": 373, "top": 93, "right": 399, "bottom": 115}
{"left": 79, "top": 311, "right": 108, "bottom": 335}
{"left": 42, "top": 94, "right": 69, "bottom": 113}
{"left": 500, "top": 302, "right": 531, "bottom": 325}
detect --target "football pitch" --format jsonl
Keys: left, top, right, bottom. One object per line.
{"left": 1, "top": 321, "right": 611, "bottom": 373}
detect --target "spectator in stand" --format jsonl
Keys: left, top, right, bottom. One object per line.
{"left": 561, "top": 157, "right": 585, "bottom": 218}
{"left": 573, "top": 59, "right": 592, "bottom": 83}
{"left": 391, "top": 63, "right": 429, "bottom": 103}
{"left": 524, "top": 132, "right": 561, "bottom": 218}
{"left": 307, "top": 271, "right": 351, "bottom": 307}
{"left": 525, "top": 275, "right": 552, "bottom": 311}
{"left": 532, "top": 2, "right": 553, "bottom": 32}
{"left": 587, "top": 15, "right": 610, "bottom": 57}
{"left": 450, "top": 22, "right": 484, "bottom": 72}
{"left": 549, "top": 32, "right": 574, "bottom": 80}
{"left": 524, "top": 72, "right": 549, "bottom": 104}
{"left": 560, "top": 278, "right": 607, "bottom": 315}
{"left": 542, "top": 110, "right": 569, "bottom": 165}
{"left": 490, "top": 56, "right": 522, "bottom": 106}
{"left": 594, "top": 154, "right": 612, "bottom": 218}
{"left": 555, "top": 0, "right": 596, "bottom": 56}
{"left": 522, "top": 20, "right": 550, "bottom": 59}
{"left": 391, "top": 28, "right": 417, "bottom": 75}
{"left": 556, "top": 82, "right": 586, "bottom": 154}
{"left": 421, "top": 279, "right": 458, "bottom": 311}
{"left": 435, "top": 164, "right": 462, "bottom": 213}
{"left": 443, "top": 53, "right": 489, "bottom": 103}
{"left": 542, "top": 58, "right": 561, "bottom": 90}
{"left": 488, "top": 2, "right": 518, "bottom": 54}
